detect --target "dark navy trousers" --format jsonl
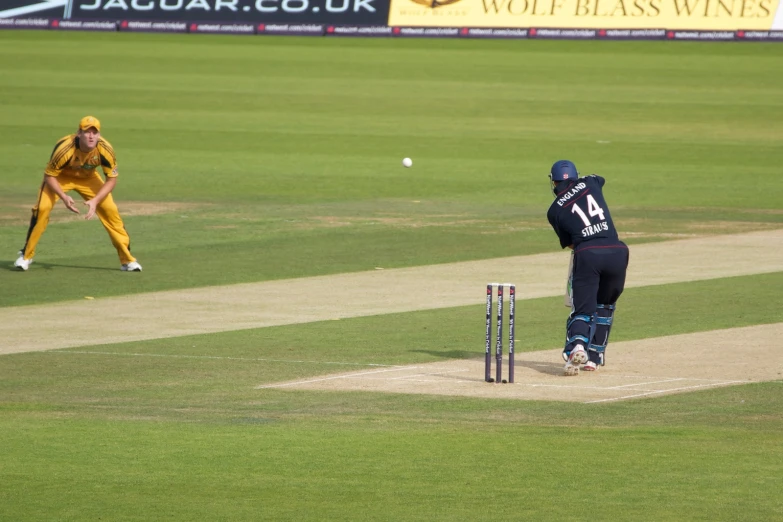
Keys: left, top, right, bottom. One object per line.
{"left": 567, "top": 245, "right": 629, "bottom": 358}
{"left": 572, "top": 245, "right": 629, "bottom": 315}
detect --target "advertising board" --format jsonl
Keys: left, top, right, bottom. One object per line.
{"left": 388, "top": 0, "right": 783, "bottom": 30}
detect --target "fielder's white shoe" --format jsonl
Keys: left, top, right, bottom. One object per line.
{"left": 583, "top": 361, "right": 598, "bottom": 371}
{"left": 563, "top": 344, "right": 588, "bottom": 376}
{"left": 121, "top": 261, "right": 142, "bottom": 272}
{"left": 14, "top": 252, "right": 32, "bottom": 271}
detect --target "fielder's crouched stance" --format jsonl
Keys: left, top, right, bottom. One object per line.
{"left": 546, "top": 160, "right": 629, "bottom": 376}
{"left": 14, "top": 116, "right": 142, "bottom": 272}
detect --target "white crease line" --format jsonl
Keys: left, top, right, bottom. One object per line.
{"left": 518, "top": 382, "right": 709, "bottom": 392}
{"left": 522, "top": 383, "right": 645, "bottom": 391}
{"left": 256, "top": 367, "right": 418, "bottom": 389}
{"left": 49, "top": 350, "right": 397, "bottom": 367}
{"left": 597, "top": 374, "right": 740, "bottom": 383}
{"left": 584, "top": 381, "right": 746, "bottom": 403}
{"left": 608, "top": 378, "right": 685, "bottom": 389}
{"left": 524, "top": 369, "right": 751, "bottom": 384}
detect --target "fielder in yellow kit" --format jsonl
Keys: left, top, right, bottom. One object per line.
{"left": 14, "top": 116, "right": 142, "bottom": 272}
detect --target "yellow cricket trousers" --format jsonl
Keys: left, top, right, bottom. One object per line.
{"left": 21, "top": 174, "right": 136, "bottom": 265}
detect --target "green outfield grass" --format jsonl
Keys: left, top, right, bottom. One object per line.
{"left": 1, "top": 31, "right": 782, "bottom": 521}
{"left": 2, "top": 275, "right": 783, "bottom": 520}
{"left": 1, "top": 32, "right": 782, "bottom": 305}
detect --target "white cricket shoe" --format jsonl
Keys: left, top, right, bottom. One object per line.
{"left": 563, "top": 344, "right": 588, "bottom": 376}
{"left": 14, "top": 252, "right": 32, "bottom": 271}
{"left": 121, "top": 261, "right": 142, "bottom": 272}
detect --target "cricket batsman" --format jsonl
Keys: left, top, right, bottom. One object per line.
{"left": 546, "top": 160, "right": 629, "bottom": 375}
{"left": 14, "top": 116, "right": 142, "bottom": 272}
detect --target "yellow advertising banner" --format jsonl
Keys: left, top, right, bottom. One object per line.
{"left": 388, "top": 0, "right": 783, "bottom": 30}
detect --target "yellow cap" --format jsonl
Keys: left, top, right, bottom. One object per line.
{"left": 78, "top": 116, "right": 101, "bottom": 132}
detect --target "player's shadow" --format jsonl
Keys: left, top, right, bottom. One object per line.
{"left": 409, "top": 349, "right": 478, "bottom": 360}
{"left": 518, "top": 359, "right": 565, "bottom": 376}
{"left": 6, "top": 261, "right": 117, "bottom": 272}
{"left": 410, "top": 350, "right": 565, "bottom": 376}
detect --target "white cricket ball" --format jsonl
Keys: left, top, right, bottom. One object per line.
{"left": 402, "top": 157, "right": 413, "bottom": 168}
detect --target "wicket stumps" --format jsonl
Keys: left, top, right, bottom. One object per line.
{"left": 484, "top": 283, "right": 515, "bottom": 384}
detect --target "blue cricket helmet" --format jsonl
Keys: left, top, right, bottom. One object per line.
{"left": 550, "top": 160, "right": 578, "bottom": 182}
{"left": 549, "top": 160, "right": 579, "bottom": 195}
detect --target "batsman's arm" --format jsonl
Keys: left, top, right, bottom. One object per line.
{"left": 564, "top": 248, "right": 574, "bottom": 308}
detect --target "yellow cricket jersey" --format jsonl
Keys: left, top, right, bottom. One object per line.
{"left": 45, "top": 134, "right": 118, "bottom": 179}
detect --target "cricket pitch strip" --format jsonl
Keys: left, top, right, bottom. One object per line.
{"left": 2, "top": 229, "right": 782, "bottom": 355}
{"left": 257, "top": 323, "right": 783, "bottom": 403}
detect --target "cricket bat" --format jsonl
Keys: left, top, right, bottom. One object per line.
{"left": 564, "top": 250, "right": 574, "bottom": 308}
